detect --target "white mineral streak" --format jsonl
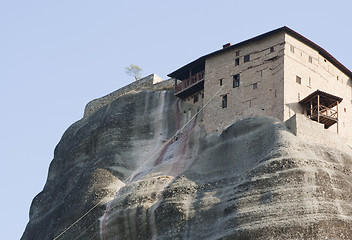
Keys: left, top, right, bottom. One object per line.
{"left": 22, "top": 88, "right": 352, "bottom": 240}
{"left": 101, "top": 94, "right": 203, "bottom": 239}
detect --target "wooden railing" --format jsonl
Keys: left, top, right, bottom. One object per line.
{"left": 311, "top": 105, "right": 338, "bottom": 119}
{"left": 175, "top": 70, "right": 205, "bottom": 93}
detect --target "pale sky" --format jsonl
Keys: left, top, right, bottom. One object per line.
{"left": 1, "top": 1, "right": 352, "bottom": 239}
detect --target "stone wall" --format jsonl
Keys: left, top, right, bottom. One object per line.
{"left": 194, "top": 31, "right": 352, "bottom": 144}
{"left": 284, "top": 33, "right": 352, "bottom": 144}
{"left": 202, "top": 33, "right": 285, "bottom": 133}
{"left": 84, "top": 74, "right": 173, "bottom": 117}
{"left": 285, "top": 114, "right": 352, "bottom": 154}
{"left": 176, "top": 90, "right": 204, "bottom": 134}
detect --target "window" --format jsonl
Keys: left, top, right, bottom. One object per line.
{"left": 298, "top": 93, "right": 300, "bottom": 101}
{"left": 222, "top": 95, "right": 227, "bottom": 108}
{"left": 290, "top": 45, "right": 295, "bottom": 53}
{"left": 337, "top": 76, "right": 339, "bottom": 81}
{"left": 270, "top": 47, "right": 275, "bottom": 53}
{"left": 236, "top": 50, "right": 240, "bottom": 57}
{"left": 296, "top": 76, "right": 301, "bottom": 84}
{"left": 244, "top": 54, "right": 250, "bottom": 63}
{"left": 219, "top": 79, "right": 223, "bottom": 86}
{"left": 309, "top": 56, "right": 313, "bottom": 63}
{"left": 235, "top": 58, "right": 240, "bottom": 66}
{"left": 253, "top": 83, "right": 258, "bottom": 89}
{"left": 308, "top": 77, "right": 311, "bottom": 87}
{"left": 233, "top": 74, "right": 240, "bottom": 88}
{"left": 193, "top": 94, "right": 198, "bottom": 103}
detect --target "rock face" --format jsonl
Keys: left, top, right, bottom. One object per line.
{"left": 22, "top": 86, "right": 352, "bottom": 240}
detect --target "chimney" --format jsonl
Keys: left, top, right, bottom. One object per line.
{"left": 223, "top": 43, "right": 232, "bottom": 49}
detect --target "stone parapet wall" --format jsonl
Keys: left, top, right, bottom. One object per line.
{"left": 84, "top": 74, "right": 173, "bottom": 117}
{"left": 285, "top": 114, "right": 352, "bottom": 154}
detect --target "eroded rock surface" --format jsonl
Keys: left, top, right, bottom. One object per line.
{"left": 22, "top": 87, "right": 352, "bottom": 240}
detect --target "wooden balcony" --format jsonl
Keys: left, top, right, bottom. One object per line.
{"left": 310, "top": 105, "right": 338, "bottom": 129}
{"left": 299, "top": 90, "right": 343, "bottom": 130}
{"left": 175, "top": 70, "right": 205, "bottom": 99}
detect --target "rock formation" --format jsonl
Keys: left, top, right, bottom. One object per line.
{"left": 22, "top": 80, "right": 352, "bottom": 239}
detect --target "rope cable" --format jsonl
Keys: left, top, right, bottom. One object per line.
{"left": 125, "top": 85, "right": 224, "bottom": 182}
{"left": 53, "top": 199, "right": 104, "bottom": 240}
{"left": 73, "top": 218, "right": 100, "bottom": 240}
{"left": 85, "top": 85, "right": 226, "bottom": 239}
{"left": 53, "top": 85, "right": 224, "bottom": 239}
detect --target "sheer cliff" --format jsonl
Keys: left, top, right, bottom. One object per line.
{"left": 22, "top": 81, "right": 352, "bottom": 239}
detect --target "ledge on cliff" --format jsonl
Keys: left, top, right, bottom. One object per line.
{"left": 84, "top": 74, "right": 173, "bottom": 118}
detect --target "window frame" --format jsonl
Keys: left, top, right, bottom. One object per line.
{"left": 235, "top": 58, "right": 240, "bottom": 66}
{"left": 309, "top": 56, "right": 313, "bottom": 63}
{"left": 222, "top": 95, "right": 228, "bottom": 108}
{"left": 233, "top": 74, "right": 240, "bottom": 88}
{"left": 296, "top": 75, "right": 302, "bottom": 85}
{"left": 290, "top": 45, "right": 295, "bottom": 53}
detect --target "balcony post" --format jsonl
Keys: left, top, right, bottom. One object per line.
{"left": 336, "top": 100, "right": 339, "bottom": 133}
{"left": 317, "top": 95, "right": 320, "bottom": 123}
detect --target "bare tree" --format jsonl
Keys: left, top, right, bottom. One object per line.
{"left": 125, "top": 64, "right": 143, "bottom": 81}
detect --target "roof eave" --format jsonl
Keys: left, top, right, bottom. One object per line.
{"left": 283, "top": 27, "right": 352, "bottom": 79}
{"left": 167, "top": 56, "right": 206, "bottom": 79}
{"left": 168, "top": 26, "right": 352, "bottom": 80}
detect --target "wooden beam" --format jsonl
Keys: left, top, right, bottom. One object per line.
{"left": 336, "top": 100, "right": 339, "bottom": 133}
{"left": 317, "top": 94, "right": 320, "bottom": 123}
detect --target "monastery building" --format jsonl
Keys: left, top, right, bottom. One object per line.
{"left": 168, "top": 27, "right": 352, "bottom": 146}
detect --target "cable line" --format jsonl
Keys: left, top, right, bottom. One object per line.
{"left": 53, "top": 85, "right": 224, "bottom": 239}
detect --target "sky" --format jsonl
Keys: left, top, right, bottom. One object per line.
{"left": 1, "top": 1, "right": 352, "bottom": 239}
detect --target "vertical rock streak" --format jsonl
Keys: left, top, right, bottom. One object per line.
{"left": 22, "top": 88, "right": 352, "bottom": 240}
{"left": 149, "top": 102, "right": 200, "bottom": 239}
{"left": 102, "top": 96, "right": 202, "bottom": 239}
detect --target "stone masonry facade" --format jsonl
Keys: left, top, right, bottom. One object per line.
{"left": 169, "top": 27, "right": 352, "bottom": 147}
{"left": 284, "top": 34, "right": 352, "bottom": 143}
{"left": 203, "top": 33, "right": 285, "bottom": 133}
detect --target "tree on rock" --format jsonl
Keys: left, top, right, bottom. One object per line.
{"left": 125, "top": 64, "right": 143, "bottom": 81}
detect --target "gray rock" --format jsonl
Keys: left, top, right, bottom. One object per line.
{"left": 22, "top": 88, "right": 352, "bottom": 240}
